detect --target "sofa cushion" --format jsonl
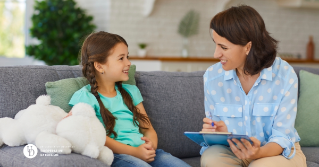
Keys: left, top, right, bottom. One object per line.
{"left": 181, "top": 157, "right": 201, "bottom": 167}
{"left": 46, "top": 77, "right": 89, "bottom": 113}
{"left": 289, "top": 66, "right": 319, "bottom": 96}
{"left": 45, "top": 65, "right": 136, "bottom": 112}
{"left": 0, "top": 144, "right": 106, "bottom": 167}
{"left": 135, "top": 71, "right": 206, "bottom": 158}
{"left": 307, "top": 161, "right": 319, "bottom": 167}
{"left": 295, "top": 70, "right": 319, "bottom": 147}
{"left": 301, "top": 147, "right": 319, "bottom": 165}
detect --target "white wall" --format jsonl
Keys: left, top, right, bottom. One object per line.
{"left": 226, "top": 0, "right": 319, "bottom": 59}
{"left": 4, "top": 0, "right": 318, "bottom": 66}
{"left": 109, "top": 0, "right": 319, "bottom": 59}
{"left": 74, "top": 0, "right": 110, "bottom": 32}
{"left": 109, "top": 0, "right": 221, "bottom": 57}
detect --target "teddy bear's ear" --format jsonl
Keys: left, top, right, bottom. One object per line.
{"left": 36, "top": 95, "right": 51, "bottom": 105}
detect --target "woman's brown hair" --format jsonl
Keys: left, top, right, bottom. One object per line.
{"left": 80, "top": 31, "right": 150, "bottom": 138}
{"left": 210, "top": 5, "right": 278, "bottom": 75}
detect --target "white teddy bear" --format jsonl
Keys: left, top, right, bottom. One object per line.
{"left": 0, "top": 95, "right": 113, "bottom": 166}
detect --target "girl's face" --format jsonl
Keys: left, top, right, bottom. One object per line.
{"left": 212, "top": 30, "right": 251, "bottom": 71}
{"left": 99, "top": 42, "right": 131, "bottom": 83}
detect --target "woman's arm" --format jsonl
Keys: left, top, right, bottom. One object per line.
{"left": 266, "top": 66, "right": 299, "bottom": 159}
{"left": 257, "top": 142, "right": 284, "bottom": 159}
{"left": 228, "top": 137, "right": 284, "bottom": 160}
{"left": 202, "top": 70, "right": 224, "bottom": 132}
{"left": 136, "top": 102, "right": 158, "bottom": 150}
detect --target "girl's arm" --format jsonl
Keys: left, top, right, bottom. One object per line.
{"left": 62, "top": 110, "right": 72, "bottom": 119}
{"left": 105, "top": 136, "right": 156, "bottom": 162}
{"left": 136, "top": 102, "right": 158, "bottom": 150}
{"left": 104, "top": 136, "right": 135, "bottom": 154}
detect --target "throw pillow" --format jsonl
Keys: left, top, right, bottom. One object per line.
{"left": 45, "top": 65, "right": 136, "bottom": 112}
{"left": 295, "top": 70, "right": 319, "bottom": 147}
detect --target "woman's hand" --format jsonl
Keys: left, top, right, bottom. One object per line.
{"left": 202, "top": 118, "right": 228, "bottom": 132}
{"left": 227, "top": 137, "right": 261, "bottom": 160}
{"left": 133, "top": 142, "right": 156, "bottom": 163}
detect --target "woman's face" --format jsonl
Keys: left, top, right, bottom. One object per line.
{"left": 212, "top": 30, "right": 251, "bottom": 71}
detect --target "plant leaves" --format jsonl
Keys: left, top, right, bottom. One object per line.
{"left": 26, "top": 0, "right": 96, "bottom": 65}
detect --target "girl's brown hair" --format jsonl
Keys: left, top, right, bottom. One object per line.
{"left": 210, "top": 5, "right": 278, "bottom": 75}
{"left": 80, "top": 31, "right": 150, "bottom": 138}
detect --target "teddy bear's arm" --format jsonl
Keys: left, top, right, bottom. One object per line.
{"left": 14, "top": 109, "right": 27, "bottom": 120}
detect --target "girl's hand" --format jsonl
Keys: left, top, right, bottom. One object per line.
{"left": 202, "top": 118, "right": 228, "bottom": 132}
{"left": 141, "top": 137, "right": 154, "bottom": 150}
{"left": 133, "top": 143, "right": 156, "bottom": 163}
{"left": 227, "top": 137, "right": 261, "bottom": 160}
{"left": 63, "top": 111, "right": 72, "bottom": 119}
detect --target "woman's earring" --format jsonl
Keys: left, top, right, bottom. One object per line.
{"left": 101, "top": 71, "right": 104, "bottom": 74}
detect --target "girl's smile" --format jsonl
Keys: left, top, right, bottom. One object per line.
{"left": 122, "top": 69, "right": 129, "bottom": 75}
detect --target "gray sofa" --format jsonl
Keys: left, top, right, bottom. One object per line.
{"left": 0, "top": 65, "right": 318, "bottom": 167}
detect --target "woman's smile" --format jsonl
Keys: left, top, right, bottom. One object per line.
{"left": 220, "top": 59, "right": 227, "bottom": 65}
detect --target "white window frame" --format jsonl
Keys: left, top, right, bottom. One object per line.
{"left": 0, "top": 0, "right": 45, "bottom": 66}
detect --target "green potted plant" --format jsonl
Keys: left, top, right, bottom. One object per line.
{"left": 26, "top": 0, "right": 96, "bottom": 65}
{"left": 138, "top": 43, "right": 147, "bottom": 57}
{"left": 178, "top": 10, "right": 200, "bottom": 58}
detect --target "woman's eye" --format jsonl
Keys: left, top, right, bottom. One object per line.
{"left": 119, "top": 57, "right": 123, "bottom": 60}
{"left": 221, "top": 47, "right": 227, "bottom": 50}
{"left": 127, "top": 55, "right": 130, "bottom": 59}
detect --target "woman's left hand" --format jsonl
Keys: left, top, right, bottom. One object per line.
{"left": 227, "top": 137, "right": 261, "bottom": 160}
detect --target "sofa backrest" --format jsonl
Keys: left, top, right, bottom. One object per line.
{"left": 135, "top": 70, "right": 206, "bottom": 158}
{"left": 0, "top": 65, "right": 83, "bottom": 119}
{"left": 0, "top": 65, "right": 318, "bottom": 158}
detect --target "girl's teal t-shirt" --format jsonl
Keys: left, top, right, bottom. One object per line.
{"left": 68, "top": 84, "right": 144, "bottom": 147}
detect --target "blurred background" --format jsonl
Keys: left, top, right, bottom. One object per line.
{"left": 0, "top": 0, "right": 318, "bottom": 71}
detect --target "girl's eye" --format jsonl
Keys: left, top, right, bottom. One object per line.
{"left": 221, "top": 47, "right": 227, "bottom": 50}
{"left": 127, "top": 55, "right": 130, "bottom": 59}
{"left": 119, "top": 57, "right": 124, "bottom": 60}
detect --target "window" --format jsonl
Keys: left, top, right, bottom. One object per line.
{"left": 0, "top": 0, "right": 25, "bottom": 58}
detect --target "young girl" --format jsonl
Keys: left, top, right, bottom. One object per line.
{"left": 66, "top": 31, "right": 190, "bottom": 167}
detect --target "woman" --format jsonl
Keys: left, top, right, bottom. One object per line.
{"left": 201, "top": 5, "right": 307, "bottom": 167}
